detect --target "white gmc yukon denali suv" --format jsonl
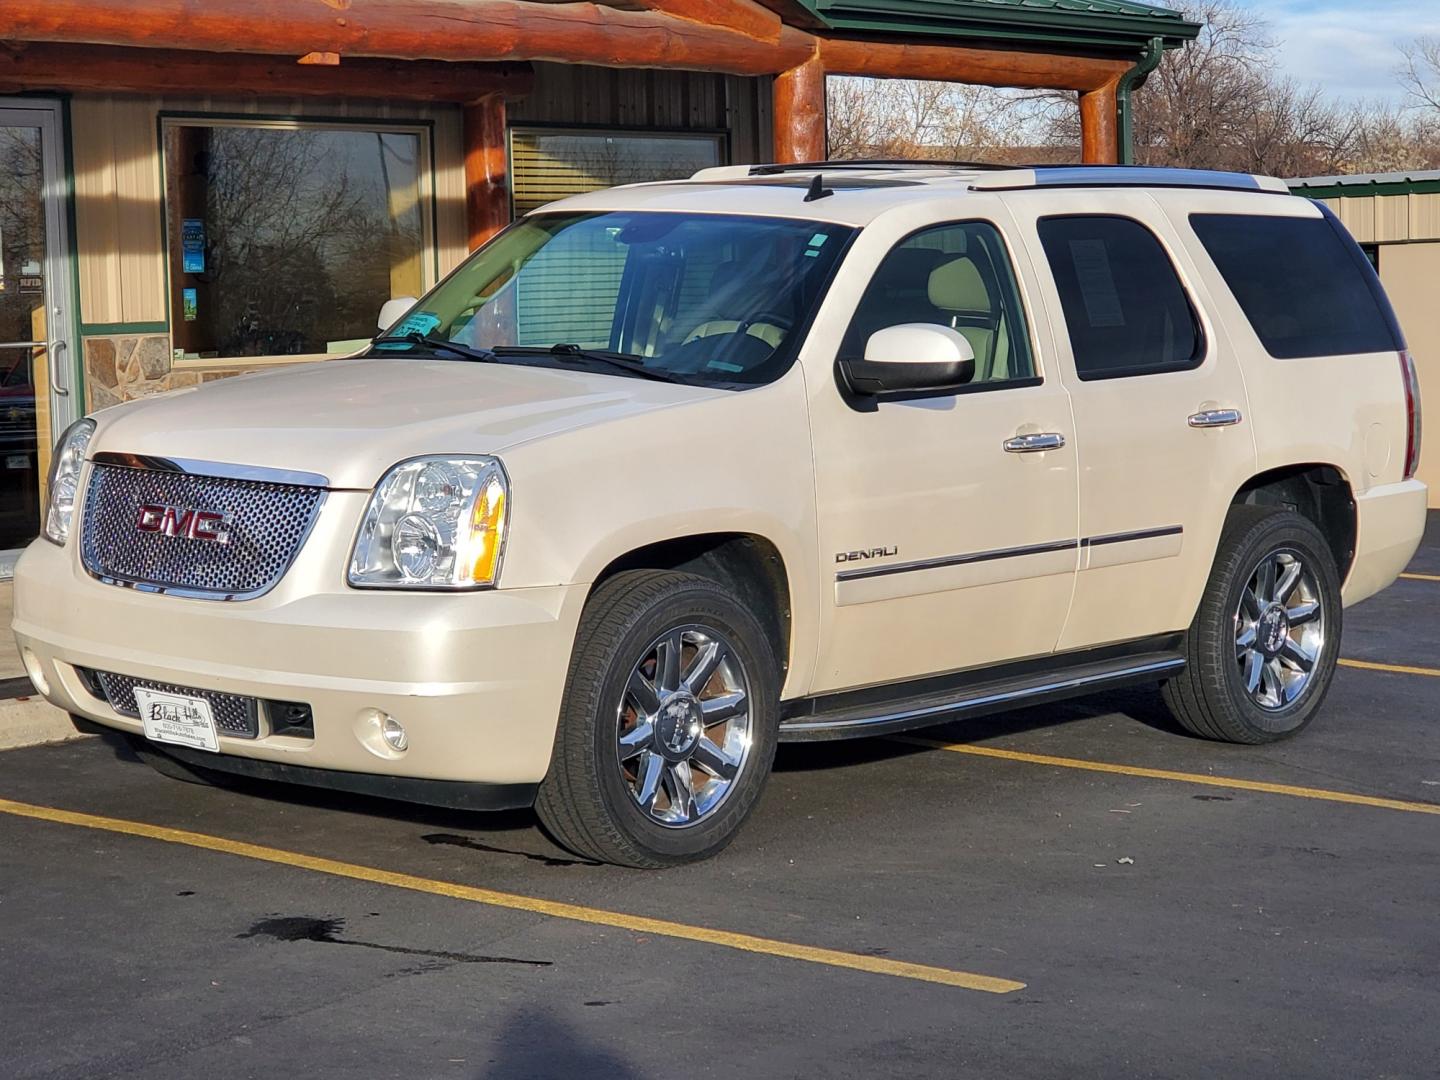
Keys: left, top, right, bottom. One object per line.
{"left": 16, "top": 163, "right": 1427, "bottom": 867}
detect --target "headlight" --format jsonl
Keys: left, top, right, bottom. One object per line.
{"left": 43, "top": 418, "right": 95, "bottom": 546}
{"left": 349, "top": 456, "right": 509, "bottom": 590}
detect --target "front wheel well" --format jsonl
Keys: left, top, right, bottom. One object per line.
{"left": 590, "top": 534, "right": 792, "bottom": 678}
{"left": 1232, "top": 464, "right": 1356, "bottom": 578}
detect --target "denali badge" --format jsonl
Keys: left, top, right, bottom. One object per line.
{"left": 136, "top": 504, "right": 232, "bottom": 544}
{"left": 835, "top": 547, "right": 898, "bottom": 563}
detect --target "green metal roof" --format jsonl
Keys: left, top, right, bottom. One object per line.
{"left": 1288, "top": 171, "right": 1440, "bottom": 200}
{"left": 799, "top": 0, "right": 1201, "bottom": 52}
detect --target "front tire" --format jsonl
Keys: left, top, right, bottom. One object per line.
{"left": 1163, "top": 506, "right": 1342, "bottom": 744}
{"left": 535, "top": 570, "right": 780, "bottom": 868}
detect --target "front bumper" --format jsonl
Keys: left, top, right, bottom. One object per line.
{"left": 13, "top": 525, "right": 588, "bottom": 787}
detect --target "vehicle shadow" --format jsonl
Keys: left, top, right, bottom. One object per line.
{"left": 476, "top": 1007, "right": 649, "bottom": 1079}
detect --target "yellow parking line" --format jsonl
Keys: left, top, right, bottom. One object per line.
{"left": 1399, "top": 572, "right": 1440, "bottom": 582}
{"left": 0, "top": 796, "right": 1023, "bottom": 994}
{"left": 1340, "top": 658, "right": 1440, "bottom": 678}
{"left": 894, "top": 738, "right": 1440, "bottom": 817}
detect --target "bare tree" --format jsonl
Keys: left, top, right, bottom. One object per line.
{"left": 827, "top": 77, "right": 1039, "bottom": 162}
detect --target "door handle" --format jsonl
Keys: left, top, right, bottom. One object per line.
{"left": 47, "top": 340, "right": 69, "bottom": 397}
{"left": 1003, "top": 432, "right": 1066, "bottom": 454}
{"left": 1188, "top": 408, "right": 1242, "bottom": 428}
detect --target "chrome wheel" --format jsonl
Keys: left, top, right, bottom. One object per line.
{"left": 1234, "top": 549, "right": 1327, "bottom": 711}
{"left": 616, "top": 626, "right": 753, "bottom": 829}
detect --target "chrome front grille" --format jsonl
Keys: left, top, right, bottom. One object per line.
{"left": 90, "top": 670, "right": 259, "bottom": 739}
{"left": 80, "top": 457, "right": 325, "bottom": 600}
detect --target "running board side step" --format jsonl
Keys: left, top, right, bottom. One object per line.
{"left": 778, "top": 652, "right": 1185, "bottom": 742}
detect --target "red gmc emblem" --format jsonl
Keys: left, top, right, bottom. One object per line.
{"left": 136, "top": 504, "right": 232, "bottom": 544}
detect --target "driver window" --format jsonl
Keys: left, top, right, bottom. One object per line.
{"left": 841, "top": 221, "right": 1036, "bottom": 385}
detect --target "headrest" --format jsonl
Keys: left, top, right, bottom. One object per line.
{"left": 928, "top": 257, "right": 992, "bottom": 314}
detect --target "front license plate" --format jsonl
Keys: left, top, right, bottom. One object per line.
{"left": 6, "top": 454, "right": 29, "bottom": 470}
{"left": 134, "top": 688, "right": 221, "bottom": 754}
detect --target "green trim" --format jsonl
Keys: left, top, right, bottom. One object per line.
{"left": 1289, "top": 179, "right": 1440, "bottom": 200}
{"left": 1117, "top": 36, "right": 1164, "bottom": 165}
{"left": 799, "top": 0, "right": 1200, "bottom": 50}
{"left": 79, "top": 322, "right": 171, "bottom": 337}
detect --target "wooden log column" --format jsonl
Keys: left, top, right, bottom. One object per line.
{"left": 464, "top": 93, "right": 511, "bottom": 251}
{"left": 773, "top": 54, "right": 826, "bottom": 163}
{"left": 1078, "top": 77, "right": 1122, "bottom": 164}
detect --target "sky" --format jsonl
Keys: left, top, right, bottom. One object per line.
{"left": 1244, "top": 0, "right": 1440, "bottom": 102}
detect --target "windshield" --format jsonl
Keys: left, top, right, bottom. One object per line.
{"left": 370, "top": 211, "right": 854, "bottom": 387}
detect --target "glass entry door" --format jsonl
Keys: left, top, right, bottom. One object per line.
{"left": 0, "top": 101, "right": 76, "bottom": 569}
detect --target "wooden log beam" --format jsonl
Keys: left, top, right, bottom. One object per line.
{"left": 819, "top": 37, "right": 1131, "bottom": 93}
{"left": 637, "top": 0, "right": 781, "bottom": 44}
{"left": 1078, "top": 77, "right": 1121, "bottom": 163}
{"left": 0, "top": 42, "right": 534, "bottom": 102}
{"left": 464, "top": 93, "right": 512, "bottom": 250}
{"left": 773, "top": 54, "right": 827, "bottom": 163}
{"left": 0, "top": 0, "right": 813, "bottom": 77}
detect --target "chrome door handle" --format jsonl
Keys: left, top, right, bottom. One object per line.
{"left": 1188, "top": 408, "right": 1242, "bottom": 428}
{"left": 47, "top": 340, "right": 69, "bottom": 396}
{"left": 1003, "top": 432, "right": 1066, "bottom": 454}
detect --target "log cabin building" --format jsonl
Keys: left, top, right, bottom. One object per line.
{"left": 0, "top": 0, "right": 1196, "bottom": 566}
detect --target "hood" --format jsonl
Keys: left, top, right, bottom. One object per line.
{"left": 89, "top": 357, "right": 725, "bottom": 489}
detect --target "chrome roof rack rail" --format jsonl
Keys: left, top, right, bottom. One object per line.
{"left": 969, "top": 165, "right": 1290, "bottom": 194}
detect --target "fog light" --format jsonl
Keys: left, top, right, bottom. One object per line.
{"left": 380, "top": 713, "right": 408, "bottom": 752}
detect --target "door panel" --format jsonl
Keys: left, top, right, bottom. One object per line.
{"left": 1010, "top": 195, "right": 1256, "bottom": 651}
{"left": 806, "top": 215, "right": 1078, "bottom": 694}
{"left": 0, "top": 102, "right": 76, "bottom": 559}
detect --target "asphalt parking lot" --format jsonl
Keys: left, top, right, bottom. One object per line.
{"left": 2, "top": 514, "right": 1437, "bottom": 1080}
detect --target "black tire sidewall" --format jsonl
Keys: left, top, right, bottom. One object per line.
{"left": 1207, "top": 513, "right": 1343, "bottom": 740}
{"left": 576, "top": 575, "right": 779, "bottom": 864}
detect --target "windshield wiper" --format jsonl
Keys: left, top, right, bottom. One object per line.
{"left": 371, "top": 332, "right": 496, "bottom": 364}
{"left": 490, "top": 344, "right": 688, "bottom": 384}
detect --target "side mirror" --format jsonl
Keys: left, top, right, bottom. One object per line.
{"left": 839, "top": 324, "right": 976, "bottom": 395}
{"left": 377, "top": 296, "right": 418, "bottom": 333}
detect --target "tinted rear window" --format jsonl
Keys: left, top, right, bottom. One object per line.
{"left": 1189, "top": 213, "right": 1400, "bottom": 359}
{"left": 1037, "top": 215, "right": 1202, "bottom": 380}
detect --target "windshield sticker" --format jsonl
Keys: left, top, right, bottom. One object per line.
{"left": 378, "top": 310, "right": 442, "bottom": 350}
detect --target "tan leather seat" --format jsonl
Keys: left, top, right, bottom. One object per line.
{"left": 927, "top": 256, "right": 1010, "bottom": 381}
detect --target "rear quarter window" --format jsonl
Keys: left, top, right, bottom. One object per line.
{"left": 1189, "top": 212, "right": 1402, "bottom": 359}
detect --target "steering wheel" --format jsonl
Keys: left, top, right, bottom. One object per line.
{"left": 734, "top": 311, "right": 794, "bottom": 341}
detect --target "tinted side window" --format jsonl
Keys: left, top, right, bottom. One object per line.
{"left": 1037, "top": 216, "right": 1202, "bottom": 380}
{"left": 1190, "top": 213, "right": 1400, "bottom": 359}
{"left": 841, "top": 221, "right": 1036, "bottom": 385}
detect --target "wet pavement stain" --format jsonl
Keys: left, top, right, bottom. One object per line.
{"left": 421, "top": 832, "right": 602, "bottom": 868}
{"left": 238, "top": 916, "right": 552, "bottom": 967}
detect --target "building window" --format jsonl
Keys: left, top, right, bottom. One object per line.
{"left": 1361, "top": 243, "right": 1381, "bottom": 272}
{"left": 510, "top": 129, "right": 725, "bottom": 215}
{"left": 162, "top": 119, "right": 431, "bottom": 360}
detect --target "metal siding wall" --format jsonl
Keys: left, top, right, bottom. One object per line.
{"left": 1320, "top": 192, "right": 1440, "bottom": 245}
{"left": 1378, "top": 242, "right": 1440, "bottom": 507}
{"left": 510, "top": 63, "right": 766, "bottom": 161}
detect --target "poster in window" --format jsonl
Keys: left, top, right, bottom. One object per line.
{"left": 182, "top": 288, "right": 198, "bottom": 322}
{"left": 182, "top": 218, "right": 206, "bottom": 274}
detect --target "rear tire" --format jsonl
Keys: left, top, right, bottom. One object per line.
{"left": 535, "top": 570, "right": 780, "bottom": 868}
{"left": 1162, "top": 506, "right": 1342, "bottom": 744}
